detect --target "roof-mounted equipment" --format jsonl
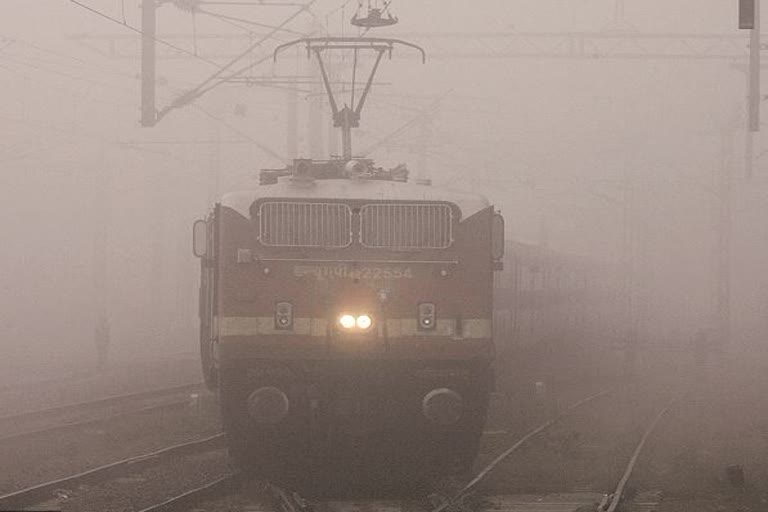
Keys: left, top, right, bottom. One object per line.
{"left": 351, "top": 1, "right": 398, "bottom": 28}
{"left": 258, "top": 159, "right": 409, "bottom": 185}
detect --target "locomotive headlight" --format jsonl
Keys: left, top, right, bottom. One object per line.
{"left": 356, "top": 314, "right": 372, "bottom": 330}
{"left": 337, "top": 313, "right": 373, "bottom": 331}
{"left": 418, "top": 302, "right": 436, "bottom": 331}
{"left": 338, "top": 314, "right": 357, "bottom": 329}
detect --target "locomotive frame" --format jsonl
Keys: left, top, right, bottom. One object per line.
{"left": 194, "top": 160, "right": 505, "bottom": 477}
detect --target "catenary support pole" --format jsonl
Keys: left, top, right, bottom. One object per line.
{"left": 141, "top": 0, "right": 157, "bottom": 127}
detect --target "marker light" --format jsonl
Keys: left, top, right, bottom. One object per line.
{"left": 275, "top": 302, "right": 293, "bottom": 330}
{"left": 418, "top": 302, "right": 436, "bottom": 331}
{"left": 356, "top": 314, "right": 372, "bottom": 330}
{"left": 339, "top": 314, "right": 356, "bottom": 329}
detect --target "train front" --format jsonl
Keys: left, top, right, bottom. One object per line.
{"left": 195, "top": 161, "right": 504, "bottom": 475}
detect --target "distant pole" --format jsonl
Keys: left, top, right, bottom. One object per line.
{"left": 92, "top": 151, "right": 111, "bottom": 367}
{"left": 286, "top": 79, "right": 298, "bottom": 159}
{"left": 417, "top": 115, "right": 432, "bottom": 182}
{"left": 308, "top": 76, "right": 324, "bottom": 159}
{"left": 748, "top": 0, "right": 760, "bottom": 134}
{"left": 141, "top": 0, "right": 157, "bottom": 127}
{"left": 745, "top": 119, "right": 754, "bottom": 178}
{"left": 307, "top": 20, "right": 324, "bottom": 159}
{"left": 717, "top": 130, "right": 734, "bottom": 347}
{"left": 746, "top": 0, "right": 761, "bottom": 179}
{"left": 622, "top": 163, "right": 637, "bottom": 376}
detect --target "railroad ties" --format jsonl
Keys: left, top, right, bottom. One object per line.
{"left": 0, "top": 383, "right": 695, "bottom": 512}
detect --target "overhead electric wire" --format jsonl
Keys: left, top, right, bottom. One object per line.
{"left": 198, "top": 1, "right": 306, "bottom": 5}
{"left": 2, "top": 37, "right": 89, "bottom": 66}
{"left": 0, "top": 50, "right": 283, "bottom": 163}
{"left": 68, "top": 0, "right": 221, "bottom": 68}
{"left": 0, "top": 112, "right": 197, "bottom": 166}
{"left": 0, "top": 45, "right": 138, "bottom": 85}
{"left": 0, "top": 53, "right": 134, "bottom": 96}
{"left": 191, "top": 105, "right": 287, "bottom": 163}
{"left": 195, "top": 8, "right": 304, "bottom": 35}
{"left": 156, "top": 0, "right": 316, "bottom": 120}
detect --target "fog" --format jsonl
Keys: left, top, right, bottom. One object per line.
{"left": 0, "top": 1, "right": 765, "bottom": 372}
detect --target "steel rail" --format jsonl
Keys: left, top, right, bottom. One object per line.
{"left": 134, "top": 479, "right": 306, "bottom": 512}
{"left": 0, "top": 382, "right": 203, "bottom": 425}
{"left": 135, "top": 474, "right": 239, "bottom": 512}
{"left": 431, "top": 390, "right": 612, "bottom": 512}
{"left": 0, "top": 433, "right": 224, "bottom": 511}
{"left": 0, "top": 398, "right": 193, "bottom": 445}
{"left": 601, "top": 400, "right": 675, "bottom": 512}
{"left": 0, "top": 370, "right": 93, "bottom": 395}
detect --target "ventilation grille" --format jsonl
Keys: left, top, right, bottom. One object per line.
{"left": 259, "top": 202, "right": 352, "bottom": 248}
{"left": 360, "top": 204, "right": 453, "bottom": 249}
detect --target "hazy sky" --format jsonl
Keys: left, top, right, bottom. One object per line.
{"left": 1, "top": 2, "right": 766, "bottom": 368}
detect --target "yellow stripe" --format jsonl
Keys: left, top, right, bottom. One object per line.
{"left": 219, "top": 317, "right": 491, "bottom": 339}
{"left": 219, "top": 317, "right": 328, "bottom": 337}
{"left": 386, "top": 318, "right": 492, "bottom": 339}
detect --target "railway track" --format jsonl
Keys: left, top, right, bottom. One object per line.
{"left": 0, "top": 382, "right": 204, "bottom": 442}
{"left": 0, "top": 380, "right": 222, "bottom": 502}
{"left": 436, "top": 386, "right": 678, "bottom": 512}
{"left": 75, "top": 389, "right": 619, "bottom": 512}
{"left": 0, "top": 433, "right": 227, "bottom": 511}
{"left": 0, "top": 385, "right": 682, "bottom": 512}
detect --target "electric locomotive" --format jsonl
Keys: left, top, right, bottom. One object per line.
{"left": 193, "top": 158, "right": 504, "bottom": 475}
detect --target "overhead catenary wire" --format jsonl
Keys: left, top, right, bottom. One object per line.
{"left": 195, "top": 7, "right": 305, "bottom": 35}
{"left": 156, "top": 0, "right": 316, "bottom": 120}
{"left": 0, "top": 51, "right": 285, "bottom": 164}
{"left": 62, "top": 1, "right": 294, "bottom": 159}
{"left": 68, "top": 0, "right": 221, "bottom": 67}
{"left": 191, "top": 105, "right": 287, "bottom": 163}
{"left": 0, "top": 53, "right": 135, "bottom": 96}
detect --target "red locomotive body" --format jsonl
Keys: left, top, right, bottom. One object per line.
{"left": 195, "top": 160, "right": 504, "bottom": 474}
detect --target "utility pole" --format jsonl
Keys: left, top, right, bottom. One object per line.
{"left": 92, "top": 150, "right": 111, "bottom": 367}
{"left": 621, "top": 163, "right": 637, "bottom": 376}
{"left": 417, "top": 112, "right": 433, "bottom": 182}
{"left": 307, "top": 73, "right": 324, "bottom": 159}
{"left": 742, "top": 0, "right": 761, "bottom": 177}
{"left": 749, "top": 0, "right": 761, "bottom": 132}
{"left": 286, "top": 79, "right": 298, "bottom": 158}
{"left": 141, "top": 0, "right": 157, "bottom": 127}
{"left": 717, "top": 130, "right": 734, "bottom": 347}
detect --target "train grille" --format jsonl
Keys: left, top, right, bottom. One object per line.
{"left": 360, "top": 204, "right": 453, "bottom": 250}
{"left": 259, "top": 202, "right": 352, "bottom": 248}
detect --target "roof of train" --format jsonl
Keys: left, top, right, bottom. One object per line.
{"left": 222, "top": 178, "right": 491, "bottom": 219}
{"left": 504, "top": 239, "right": 612, "bottom": 271}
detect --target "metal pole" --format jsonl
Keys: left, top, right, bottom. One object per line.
{"left": 717, "top": 130, "right": 733, "bottom": 347}
{"left": 141, "top": 0, "right": 157, "bottom": 127}
{"left": 341, "top": 114, "right": 352, "bottom": 160}
{"left": 308, "top": 64, "right": 324, "bottom": 159}
{"left": 92, "top": 151, "right": 110, "bottom": 367}
{"left": 746, "top": 127, "right": 754, "bottom": 179}
{"left": 622, "top": 164, "right": 637, "bottom": 376}
{"left": 749, "top": 0, "right": 761, "bottom": 133}
{"left": 286, "top": 79, "right": 298, "bottom": 158}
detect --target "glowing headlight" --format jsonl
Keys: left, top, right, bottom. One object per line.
{"left": 338, "top": 314, "right": 356, "bottom": 329}
{"left": 356, "top": 314, "right": 372, "bottom": 330}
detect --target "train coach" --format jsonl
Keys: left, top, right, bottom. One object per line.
{"left": 193, "top": 158, "right": 506, "bottom": 474}
{"left": 493, "top": 240, "right": 622, "bottom": 410}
